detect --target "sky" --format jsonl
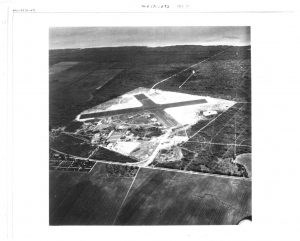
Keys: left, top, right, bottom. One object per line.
{"left": 49, "top": 26, "right": 250, "bottom": 49}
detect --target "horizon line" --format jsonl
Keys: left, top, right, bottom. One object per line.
{"left": 49, "top": 43, "right": 251, "bottom": 50}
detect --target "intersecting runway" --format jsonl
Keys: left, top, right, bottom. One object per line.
{"left": 80, "top": 93, "right": 207, "bottom": 128}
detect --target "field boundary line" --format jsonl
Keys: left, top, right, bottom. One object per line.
{"left": 112, "top": 167, "right": 141, "bottom": 225}
{"left": 178, "top": 71, "right": 194, "bottom": 88}
{"left": 50, "top": 148, "right": 251, "bottom": 181}
{"left": 208, "top": 105, "right": 244, "bottom": 143}
{"left": 150, "top": 46, "right": 233, "bottom": 90}
{"left": 142, "top": 166, "right": 251, "bottom": 181}
{"left": 188, "top": 104, "right": 244, "bottom": 140}
{"left": 186, "top": 141, "right": 251, "bottom": 148}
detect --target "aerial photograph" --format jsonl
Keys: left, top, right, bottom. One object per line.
{"left": 49, "top": 26, "right": 251, "bottom": 225}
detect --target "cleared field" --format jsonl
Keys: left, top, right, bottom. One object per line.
{"left": 50, "top": 162, "right": 251, "bottom": 225}
{"left": 50, "top": 133, "right": 96, "bottom": 158}
{"left": 50, "top": 163, "right": 136, "bottom": 225}
{"left": 115, "top": 167, "right": 251, "bottom": 225}
{"left": 90, "top": 146, "right": 139, "bottom": 163}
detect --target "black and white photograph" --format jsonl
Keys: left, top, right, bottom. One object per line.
{"left": 2, "top": 0, "right": 300, "bottom": 240}
{"left": 49, "top": 26, "right": 251, "bottom": 225}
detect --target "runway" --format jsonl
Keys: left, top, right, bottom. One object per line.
{"left": 80, "top": 94, "right": 207, "bottom": 124}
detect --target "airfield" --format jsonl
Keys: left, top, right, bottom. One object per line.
{"left": 49, "top": 45, "right": 251, "bottom": 225}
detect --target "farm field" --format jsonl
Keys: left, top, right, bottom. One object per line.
{"left": 115, "top": 167, "right": 251, "bottom": 225}
{"left": 50, "top": 163, "right": 138, "bottom": 225}
{"left": 50, "top": 162, "right": 251, "bottom": 225}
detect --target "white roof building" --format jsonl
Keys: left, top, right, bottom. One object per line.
{"left": 203, "top": 110, "right": 218, "bottom": 117}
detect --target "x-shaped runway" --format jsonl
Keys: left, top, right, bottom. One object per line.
{"left": 80, "top": 94, "right": 207, "bottom": 127}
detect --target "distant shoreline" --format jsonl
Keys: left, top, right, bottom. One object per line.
{"left": 49, "top": 44, "right": 251, "bottom": 51}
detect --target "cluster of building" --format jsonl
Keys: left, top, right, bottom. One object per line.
{"left": 91, "top": 123, "right": 164, "bottom": 156}
{"left": 74, "top": 113, "right": 167, "bottom": 156}
{"left": 49, "top": 150, "right": 95, "bottom": 172}
{"left": 154, "top": 146, "right": 183, "bottom": 163}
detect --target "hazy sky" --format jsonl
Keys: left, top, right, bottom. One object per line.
{"left": 49, "top": 26, "right": 250, "bottom": 49}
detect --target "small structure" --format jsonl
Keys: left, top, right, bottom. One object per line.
{"left": 91, "top": 133, "right": 100, "bottom": 144}
{"left": 108, "top": 132, "right": 122, "bottom": 142}
{"left": 117, "top": 125, "right": 126, "bottom": 130}
{"left": 203, "top": 110, "right": 218, "bottom": 117}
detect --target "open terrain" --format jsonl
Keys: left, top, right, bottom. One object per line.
{"left": 50, "top": 162, "right": 251, "bottom": 225}
{"left": 49, "top": 45, "right": 251, "bottom": 225}
{"left": 50, "top": 163, "right": 138, "bottom": 225}
{"left": 49, "top": 45, "right": 250, "bottom": 129}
